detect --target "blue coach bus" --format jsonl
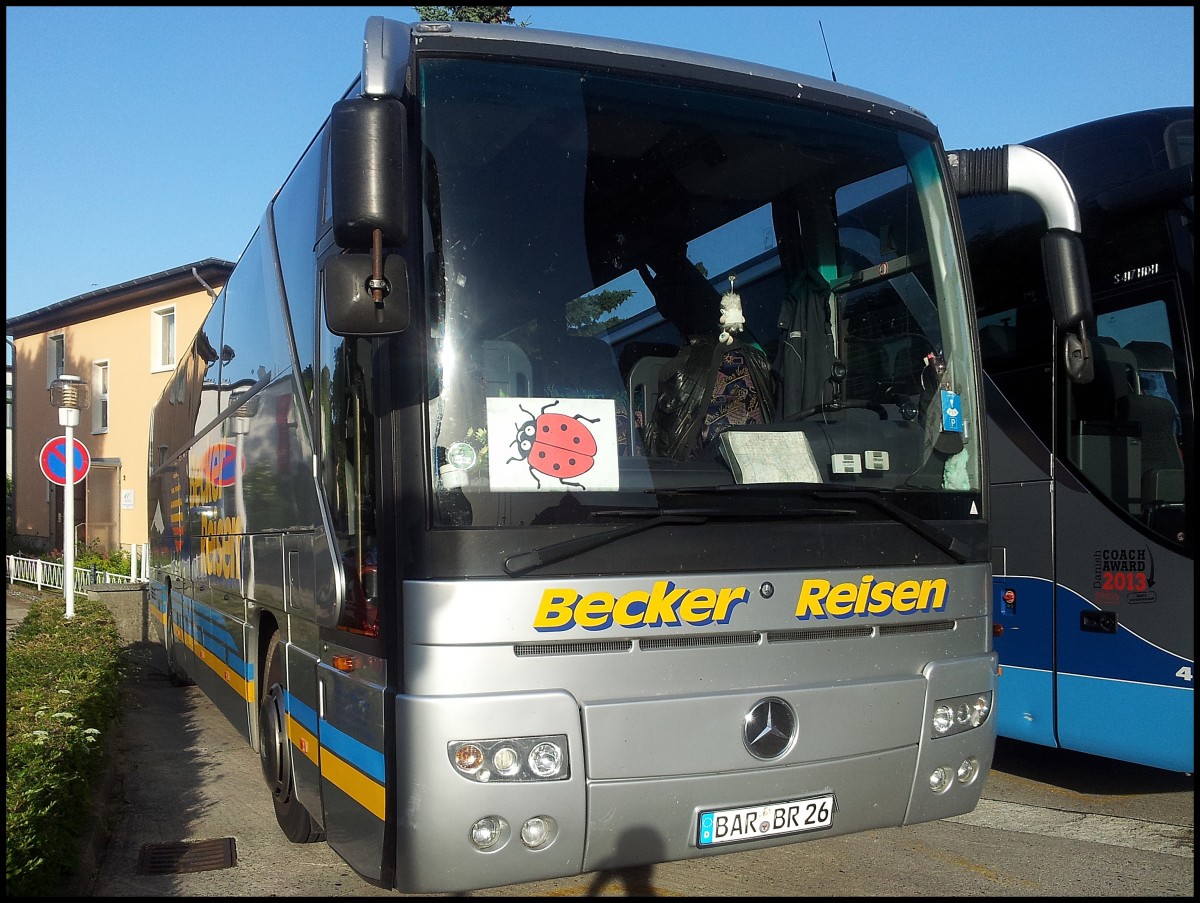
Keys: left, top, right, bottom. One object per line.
{"left": 960, "top": 107, "right": 1193, "bottom": 773}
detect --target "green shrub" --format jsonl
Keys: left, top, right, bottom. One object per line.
{"left": 5, "top": 593, "right": 125, "bottom": 896}
{"left": 40, "top": 540, "right": 132, "bottom": 579}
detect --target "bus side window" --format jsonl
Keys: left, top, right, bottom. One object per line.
{"left": 1117, "top": 392, "right": 1185, "bottom": 506}
{"left": 317, "top": 330, "right": 379, "bottom": 636}
{"left": 1069, "top": 338, "right": 1140, "bottom": 511}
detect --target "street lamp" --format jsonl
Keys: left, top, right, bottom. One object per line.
{"left": 50, "top": 374, "right": 89, "bottom": 618}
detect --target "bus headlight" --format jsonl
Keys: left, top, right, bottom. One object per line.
{"left": 930, "top": 692, "right": 992, "bottom": 738}
{"left": 528, "top": 741, "right": 564, "bottom": 778}
{"left": 449, "top": 735, "right": 570, "bottom": 782}
{"left": 492, "top": 745, "right": 521, "bottom": 777}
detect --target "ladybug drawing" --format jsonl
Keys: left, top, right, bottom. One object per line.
{"left": 508, "top": 400, "right": 600, "bottom": 489}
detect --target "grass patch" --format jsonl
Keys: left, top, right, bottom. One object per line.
{"left": 5, "top": 592, "right": 125, "bottom": 896}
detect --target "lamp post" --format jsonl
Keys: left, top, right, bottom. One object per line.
{"left": 50, "top": 374, "right": 88, "bottom": 618}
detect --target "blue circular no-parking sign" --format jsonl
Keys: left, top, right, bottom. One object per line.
{"left": 39, "top": 436, "right": 91, "bottom": 485}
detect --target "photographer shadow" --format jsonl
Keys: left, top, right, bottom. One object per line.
{"left": 585, "top": 826, "right": 662, "bottom": 896}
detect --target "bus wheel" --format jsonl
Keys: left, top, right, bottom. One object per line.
{"left": 165, "top": 598, "right": 193, "bottom": 687}
{"left": 259, "top": 630, "right": 324, "bottom": 843}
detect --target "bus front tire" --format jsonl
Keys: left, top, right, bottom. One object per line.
{"left": 259, "top": 630, "right": 325, "bottom": 843}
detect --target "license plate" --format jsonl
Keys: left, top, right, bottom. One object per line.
{"left": 697, "top": 793, "right": 835, "bottom": 846}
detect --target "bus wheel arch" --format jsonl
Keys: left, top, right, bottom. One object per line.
{"left": 259, "top": 627, "right": 325, "bottom": 843}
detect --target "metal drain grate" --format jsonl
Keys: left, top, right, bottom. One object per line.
{"left": 136, "top": 838, "right": 237, "bottom": 875}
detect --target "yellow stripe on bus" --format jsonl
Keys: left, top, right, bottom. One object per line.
{"left": 320, "top": 748, "right": 386, "bottom": 821}
{"left": 190, "top": 635, "right": 255, "bottom": 704}
{"left": 287, "top": 716, "right": 321, "bottom": 766}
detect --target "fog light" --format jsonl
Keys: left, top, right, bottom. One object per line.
{"left": 956, "top": 757, "right": 980, "bottom": 783}
{"left": 929, "top": 766, "right": 953, "bottom": 793}
{"left": 520, "top": 815, "right": 557, "bottom": 849}
{"left": 469, "top": 816, "right": 506, "bottom": 850}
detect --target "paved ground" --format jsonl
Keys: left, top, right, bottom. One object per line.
{"left": 8, "top": 579, "right": 1192, "bottom": 896}
{"left": 6, "top": 580, "right": 38, "bottom": 643}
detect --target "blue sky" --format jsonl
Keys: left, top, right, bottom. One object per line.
{"left": 5, "top": 5, "right": 1194, "bottom": 360}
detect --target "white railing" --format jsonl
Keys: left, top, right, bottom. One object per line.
{"left": 6, "top": 543, "right": 150, "bottom": 594}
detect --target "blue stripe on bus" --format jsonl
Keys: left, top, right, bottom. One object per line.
{"left": 285, "top": 689, "right": 319, "bottom": 735}
{"left": 1057, "top": 673, "right": 1193, "bottom": 773}
{"left": 994, "top": 665, "right": 1058, "bottom": 747}
{"left": 187, "top": 599, "right": 251, "bottom": 681}
{"left": 993, "top": 574, "right": 1192, "bottom": 686}
{"left": 317, "top": 719, "right": 387, "bottom": 784}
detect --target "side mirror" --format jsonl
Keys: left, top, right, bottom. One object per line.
{"left": 324, "top": 254, "right": 409, "bottom": 336}
{"left": 950, "top": 145, "right": 1096, "bottom": 385}
{"left": 326, "top": 94, "right": 410, "bottom": 336}
{"left": 330, "top": 96, "right": 407, "bottom": 249}
{"left": 1042, "top": 229, "right": 1094, "bottom": 384}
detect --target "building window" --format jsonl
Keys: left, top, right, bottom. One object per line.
{"left": 152, "top": 306, "right": 176, "bottom": 371}
{"left": 47, "top": 334, "right": 66, "bottom": 386}
{"left": 92, "top": 361, "right": 109, "bottom": 433}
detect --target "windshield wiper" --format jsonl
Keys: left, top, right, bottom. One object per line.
{"left": 504, "top": 514, "right": 706, "bottom": 576}
{"left": 810, "top": 489, "right": 971, "bottom": 562}
{"left": 659, "top": 485, "right": 972, "bottom": 563}
{"left": 503, "top": 500, "right": 855, "bottom": 576}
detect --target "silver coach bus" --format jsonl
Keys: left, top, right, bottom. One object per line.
{"left": 147, "top": 16, "right": 1088, "bottom": 893}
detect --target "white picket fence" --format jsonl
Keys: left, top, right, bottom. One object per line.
{"left": 5, "top": 543, "right": 149, "bottom": 594}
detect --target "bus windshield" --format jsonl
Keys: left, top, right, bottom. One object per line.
{"left": 420, "top": 58, "right": 981, "bottom": 528}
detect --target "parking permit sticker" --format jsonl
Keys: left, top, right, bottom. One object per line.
{"left": 941, "top": 389, "right": 963, "bottom": 433}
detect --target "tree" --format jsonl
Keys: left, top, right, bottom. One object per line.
{"left": 413, "top": 6, "right": 529, "bottom": 25}
{"left": 567, "top": 289, "right": 635, "bottom": 336}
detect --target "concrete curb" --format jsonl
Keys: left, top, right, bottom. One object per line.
{"left": 67, "top": 586, "right": 154, "bottom": 893}
{"left": 64, "top": 721, "right": 126, "bottom": 896}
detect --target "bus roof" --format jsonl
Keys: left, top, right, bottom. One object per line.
{"left": 360, "top": 17, "right": 935, "bottom": 137}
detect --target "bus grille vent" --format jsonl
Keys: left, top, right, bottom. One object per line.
{"left": 640, "top": 632, "right": 760, "bottom": 651}
{"left": 514, "top": 639, "right": 633, "bottom": 657}
{"left": 767, "top": 626, "right": 873, "bottom": 643}
{"left": 879, "top": 619, "right": 955, "bottom": 635}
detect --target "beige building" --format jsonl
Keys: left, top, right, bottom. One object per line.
{"left": 6, "top": 259, "right": 234, "bottom": 555}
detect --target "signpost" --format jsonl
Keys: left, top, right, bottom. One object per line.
{"left": 49, "top": 374, "right": 89, "bottom": 618}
